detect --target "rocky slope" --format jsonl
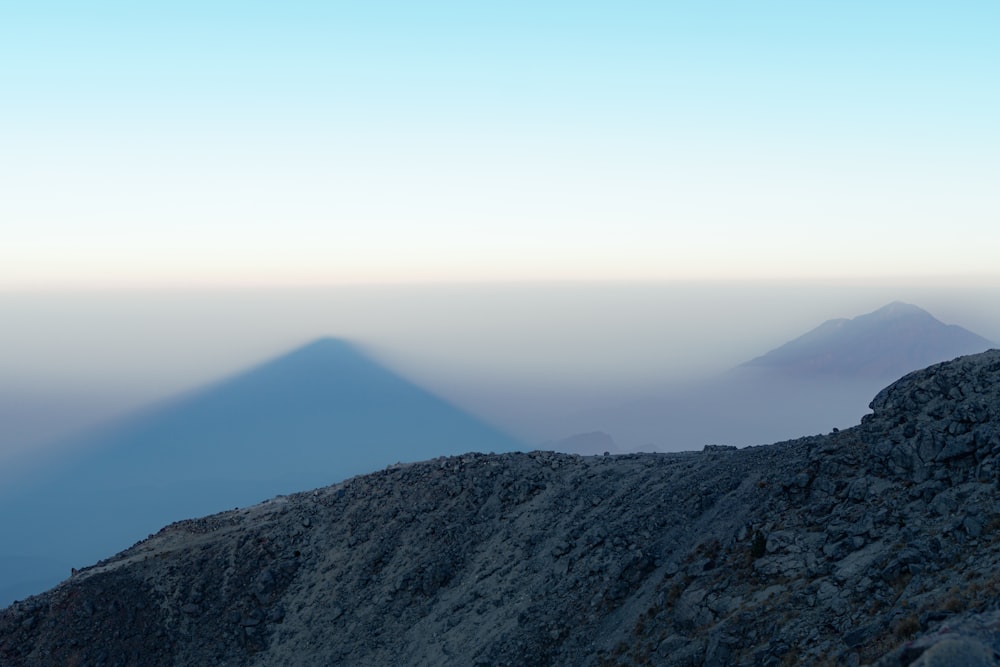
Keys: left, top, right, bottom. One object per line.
{"left": 3, "top": 350, "right": 1000, "bottom": 666}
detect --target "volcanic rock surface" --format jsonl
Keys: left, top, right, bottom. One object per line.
{"left": 4, "top": 350, "right": 1000, "bottom": 666}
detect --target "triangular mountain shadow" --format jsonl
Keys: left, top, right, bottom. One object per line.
{"left": 0, "top": 338, "right": 523, "bottom": 607}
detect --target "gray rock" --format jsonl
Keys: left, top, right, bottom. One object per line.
{"left": 180, "top": 603, "right": 201, "bottom": 616}
{"left": 964, "top": 515, "right": 984, "bottom": 538}
{"left": 3, "top": 350, "right": 1000, "bottom": 667}
{"left": 908, "top": 638, "right": 996, "bottom": 666}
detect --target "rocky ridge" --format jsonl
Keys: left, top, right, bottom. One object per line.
{"left": 3, "top": 350, "right": 1000, "bottom": 665}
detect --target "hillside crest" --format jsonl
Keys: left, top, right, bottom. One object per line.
{"left": 3, "top": 350, "right": 1000, "bottom": 666}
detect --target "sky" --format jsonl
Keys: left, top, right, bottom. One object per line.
{"left": 1, "top": 3, "right": 999, "bottom": 460}
{"left": 2, "top": 1, "right": 998, "bottom": 288}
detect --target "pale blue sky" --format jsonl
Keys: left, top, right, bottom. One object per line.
{"left": 2, "top": 1, "right": 999, "bottom": 287}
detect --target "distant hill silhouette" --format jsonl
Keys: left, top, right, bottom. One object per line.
{"left": 554, "top": 303, "right": 995, "bottom": 454}
{"left": 0, "top": 338, "right": 522, "bottom": 606}
{"left": 740, "top": 301, "right": 994, "bottom": 380}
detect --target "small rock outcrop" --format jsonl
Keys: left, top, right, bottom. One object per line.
{"left": 3, "top": 350, "right": 1000, "bottom": 665}
{"left": 863, "top": 350, "right": 1000, "bottom": 483}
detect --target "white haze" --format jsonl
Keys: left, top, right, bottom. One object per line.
{"left": 2, "top": 280, "right": 1000, "bottom": 462}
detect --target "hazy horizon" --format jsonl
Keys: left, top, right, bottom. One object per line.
{"left": 3, "top": 3, "right": 999, "bottom": 463}
{"left": 3, "top": 280, "right": 999, "bottom": 465}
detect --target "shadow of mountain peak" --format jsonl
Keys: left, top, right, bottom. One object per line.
{"left": 0, "top": 338, "right": 523, "bottom": 607}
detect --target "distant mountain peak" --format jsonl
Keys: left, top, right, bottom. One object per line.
{"left": 858, "top": 301, "right": 934, "bottom": 321}
{"left": 875, "top": 300, "right": 922, "bottom": 313}
{"left": 740, "top": 302, "right": 994, "bottom": 380}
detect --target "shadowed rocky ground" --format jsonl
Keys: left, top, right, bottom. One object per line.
{"left": 3, "top": 350, "right": 1000, "bottom": 666}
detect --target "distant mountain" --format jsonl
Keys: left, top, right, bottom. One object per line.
{"left": 553, "top": 303, "right": 995, "bottom": 453}
{"left": 0, "top": 338, "right": 522, "bottom": 607}
{"left": 740, "top": 301, "right": 994, "bottom": 380}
